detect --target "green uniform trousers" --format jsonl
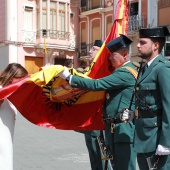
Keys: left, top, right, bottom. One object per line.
{"left": 113, "top": 143, "right": 136, "bottom": 170}
{"left": 84, "top": 133, "right": 103, "bottom": 170}
{"left": 105, "top": 124, "right": 136, "bottom": 170}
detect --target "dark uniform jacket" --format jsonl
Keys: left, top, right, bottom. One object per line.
{"left": 134, "top": 54, "right": 170, "bottom": 153}
{"left": 71, "top": 62, "right": 136, "bottom": 143}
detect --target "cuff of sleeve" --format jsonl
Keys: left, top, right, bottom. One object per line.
{"left": 66, "top": 75, "right": 72, "bottom": 84}
{"left": 69, "top": 75, "right": 72, "bottom": 84}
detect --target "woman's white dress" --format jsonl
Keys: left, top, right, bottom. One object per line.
{"left": 0, "top": 99, "right": 16, "bottom": 170}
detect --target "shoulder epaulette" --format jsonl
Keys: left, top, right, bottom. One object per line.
{"left": 122, "top": 66, "right": 138, "bottom": 79}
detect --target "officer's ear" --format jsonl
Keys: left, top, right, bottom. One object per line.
{"left": 122, "top": 50, "right": 128, "bottom": 57}
{"left": 153, "top": 42, "right": 159, "bottom": 51}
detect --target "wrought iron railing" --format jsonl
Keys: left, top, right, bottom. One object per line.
{"left": 36, "top": 30, "right": 71, "bottom": 39}
{"left": 23, "top": 31, "right": 36, "bottom": 43}
{"left": 23, "top": 30, "right": 76, "bottom": 48}
{"left": 128, "top": 15, "right": 145, "bottom": 32}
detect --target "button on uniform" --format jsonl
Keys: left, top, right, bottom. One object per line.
{"left": 146, "top": 86, "right": 149, "bottom": 90}
{"left": 136, "top": 87, "right": 139, "bottom": 91}
{"left": 106, "top": 93, "right": 110, "bottom": 99}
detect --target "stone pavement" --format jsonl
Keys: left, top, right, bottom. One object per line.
{"left": 13, "top": 113, "right": 91, "bottom": 170}
{"left": 14, "top": 113, "right": 139, "bottom": 170}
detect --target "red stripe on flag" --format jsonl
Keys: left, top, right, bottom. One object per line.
{"left": 8, "top": 82, "right": 104, "bottom": 130}
{"left": 0, "top": 76, "right": 30, "bottom": 100}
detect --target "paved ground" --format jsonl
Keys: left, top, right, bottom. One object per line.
{"left": 14, "top": 113, "right": 91, "bottom": 170}
{"left": 14, "top": 113, "right": 139, "bottom": 170}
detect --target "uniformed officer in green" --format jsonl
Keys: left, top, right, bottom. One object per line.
{"left": 122, "top": 26, "right": 170, "bottom": 170}
{"left": 80, "top": 40, "right": 106, "bottom": 170}
{"left": 58, "top": 35, "right": 137, "bottom": 170}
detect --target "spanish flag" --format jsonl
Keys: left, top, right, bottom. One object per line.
{"left": 0, "top": 0, "right": 129, "bottom": 130}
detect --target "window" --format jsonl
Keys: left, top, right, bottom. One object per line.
{"left": 91, "top": 19, "right": 101, "bottom": 43}
{"left": 36, "top": 1, "right": 40, "bottom": 36}
{"left": 81, "top": 22, "right": 86, "bottom": 43}
{"left": 50, "top": 2, "right": 57, "bottom": 38}
{"left": 59, "top": 3, "right": 65, "bottom": 39}
{"left": 36, "top": 0, "right": 68, "bottom": 39}
{"left": 81, "top": 0, "right": 87, "bottom": 7}
{"left": 92, "top": 0, "right": 100, "bottom": 9}
{"left": 130, "top": 2, "right": 138, "bottom": 16}
{"left": 42, "top": 0, "right": 47, "bottom": 34}
{"left": 106, "top": 15, "right": 112, "bottom": 36}
{"left": 36, "top": 0, "right": 47, "bottom": 37}
{"left": 24, "top": 6, "right": 33, "bottom": 31}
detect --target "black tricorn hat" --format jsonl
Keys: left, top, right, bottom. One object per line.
{"left": 106, "top": 35, "right": 133, "bottom": 53}
{"left": 139, "top": 26, "right": 170, "bottom": 38}
{"left": 93, "top": 40, "right": 103, "bottom": 47}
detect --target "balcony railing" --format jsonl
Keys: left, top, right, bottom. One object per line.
{"left": 69, "top": 34, "right": 76, "bottom": 49}
{"left": 81, "top": 0, "right": 104, "bottom": 12}
{"left": 36, "top": 30, "right": 71, "bottom": 40}
{"left": 23, "top": 31, "right": 36, "bottom": 44}
{"left": 49, "top": 30, "right": 71, "bottom": 39}
{"left": 128, "top": 15, "right": 145, "bottom": 32}
{"left": 23, "top": 30, "right": 76, "bottom": 49}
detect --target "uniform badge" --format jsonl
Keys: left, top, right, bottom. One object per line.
{"left": 106, "top": 93, "right": 110, "bottom": 99}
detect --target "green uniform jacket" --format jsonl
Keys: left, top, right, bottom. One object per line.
{"left": 134, "top": 54, "right": 170, "bottom": 153}
{"left": 71, "top": 62, "right": 136, "bottom": 143}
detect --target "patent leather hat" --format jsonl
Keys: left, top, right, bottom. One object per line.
{"left": 93, "top": 40, "right": 103, "bottom": 47}
{"left": 106, "top": 35, "right": 133, "bottom": 53}
{"left": 139, "top": 26, "right": 170, "bottom": 38}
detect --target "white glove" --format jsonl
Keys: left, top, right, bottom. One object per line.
{"left": 156, "top": 144, "right": 170, "bottom": 155}
{"left": 58, "top": 66, "right": 71, "bottom": 80}
{"left": 121, "top": 109, "right": 134, "bottom": 121}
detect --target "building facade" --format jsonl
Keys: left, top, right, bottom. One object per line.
{"left": 0, "top": 0, "right": 79, "bottom": 73}
{"left": 78, "top": 0, "right": 170, "bottom": 65}
{"left": 0, "top": 0, "right": 170, "bottom": 73}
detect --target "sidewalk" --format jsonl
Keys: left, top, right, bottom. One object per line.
{"left": 14, "top": 113, "right": 91, "bottom": 170}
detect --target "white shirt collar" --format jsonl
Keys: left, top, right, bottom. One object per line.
{"left": 147, "top": 55, "right": 159, "bottom": 66}
{"left": 123, "top": 61, "right": 130, "bottom": 66}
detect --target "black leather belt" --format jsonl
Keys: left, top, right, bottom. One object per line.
{"left": 103, "top": 118, "right": 122, "bottom": 124}
{"left": 137, "top": 109, "right": 162, "bottom": 118}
